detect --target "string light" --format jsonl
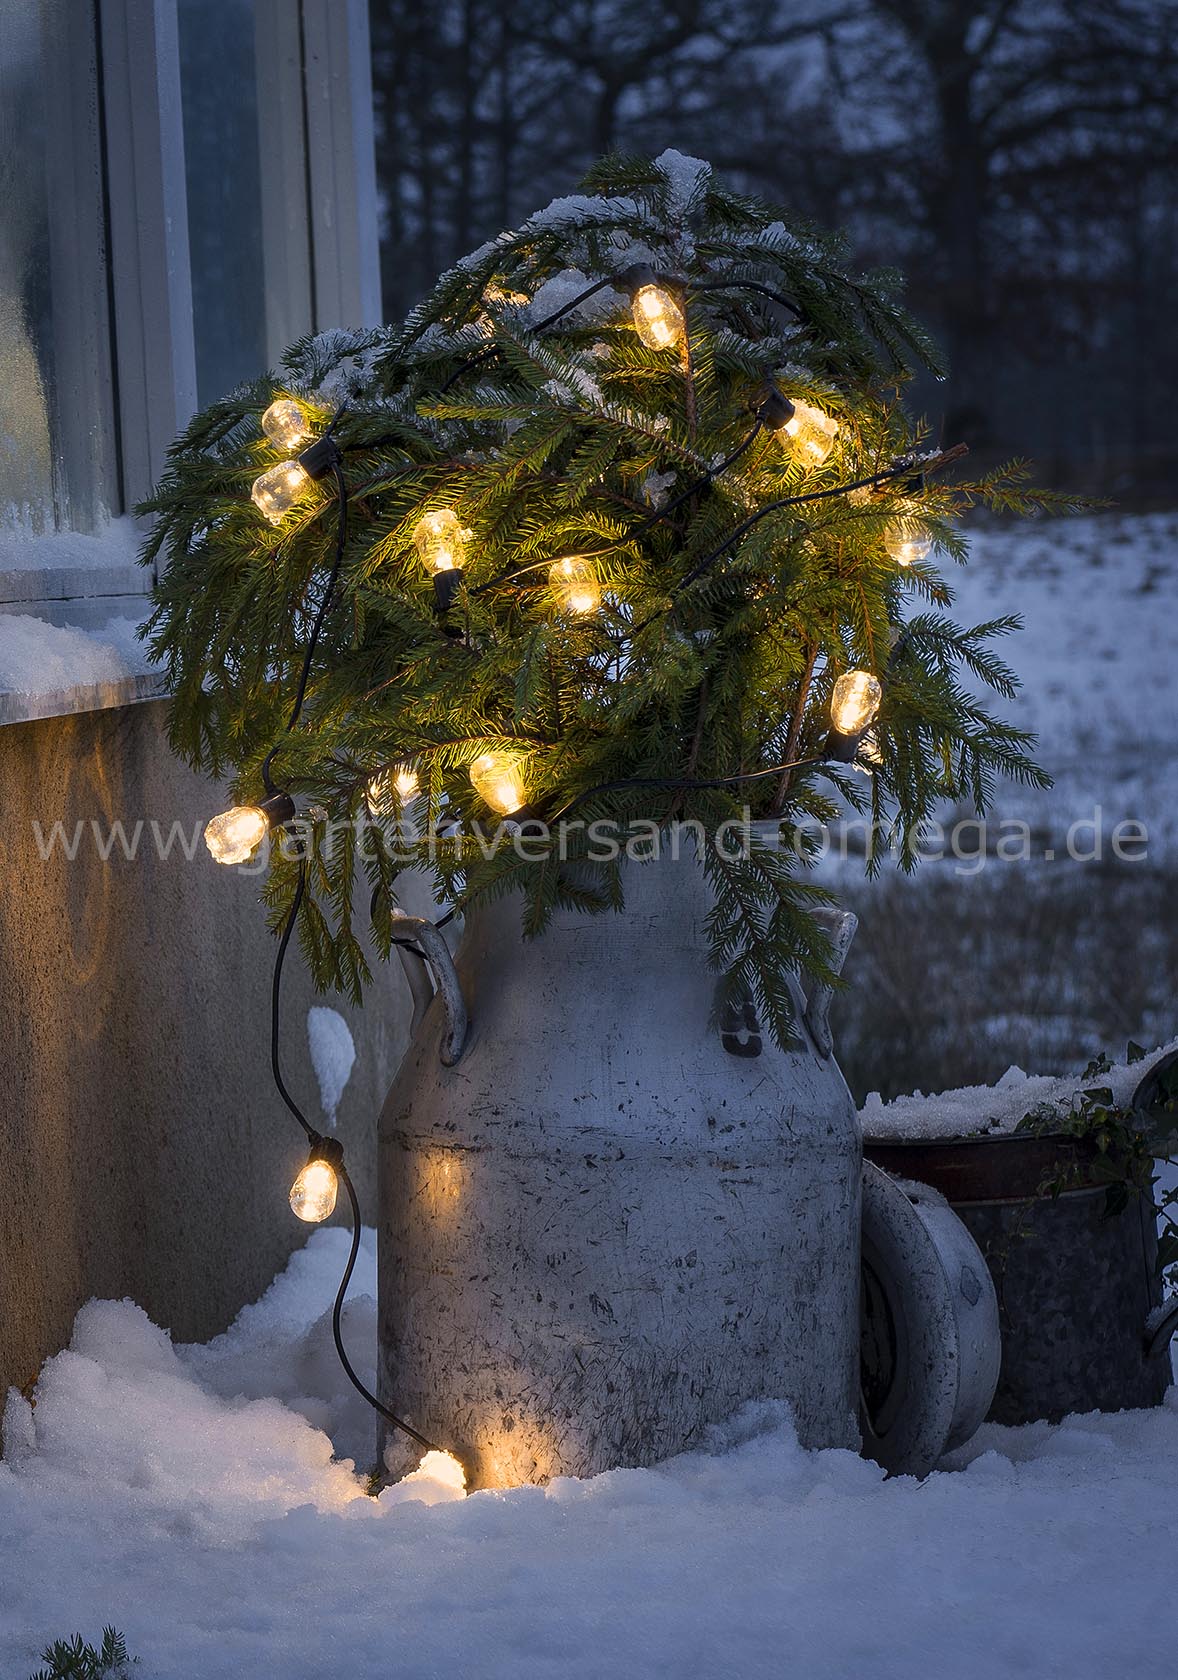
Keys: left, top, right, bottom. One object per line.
{"left": 261, "top": 398, "right": 313, "bottom": 452}
{"left": 548, "top": 556, "right": 601, "bottom": 615}
{"left": 413, "top": 509, "right": 470, "bottom": 609}
{"left": 884, "top": 511, "right": 932, "bottom": 567}
{"left": 782, "top": 399, "right": 838, "bottom": 467}
{"left": 368, "top": 763, "right": 420, "bottom": 811}
{"left": 618, "top": 263, "right": 685, "bottom": 351}
{"left": 204, "top": 792, "right": 295, "bottom": 864}
{"left": 252, "top": 460, "right": 311, "bottom": 524}
{"left": 469, "top": 750, "right": 528, "bottom": 817}
{"left": 825, "top": 669, "right": 883, "bottom": 762}
{"left": 290, "top": 1156, "right": 339, "bottom": 1222}
{"left": 251, "top": 435, "right": 342, "bottom": 525}
{"left": 289, "top": 1138, "right": 344, "bottom": 1223}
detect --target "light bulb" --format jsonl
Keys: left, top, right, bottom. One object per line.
{"left": 368, "top": 764, "right": 420, "bottom": 812}
{"left": 830, "top": 670, "right": 882, "bottom": 736}
{"left": 413, "top": 510, "right": 469, "bottom": 575}
{"left": 632, "top": 284, "right": 685, "bottom": 351}
{"left": 204, "top": 805, "right": 268, "bottom": 865}
{"left": 884, "top": 513, "right": 932, "bottom": 567}
{"left": 252, "top": 460, "right": 310, "bottom": 524}
{"left": 204, "top": 791, "right": 295, "bottom": 864}
{"left": 470, "top": 751, "right": 527, "bottom": 817}
{"left": 261, "top": 398, "right": 312, "bottom": 452}
{"left": 548, "top": 556, "right": 601, "bottom": 615}
{"left": 783, "top": 399, "right": 838, "bottom": 467}
{"left": 290, "top": 1158, "right": 338, "bottom": 1223}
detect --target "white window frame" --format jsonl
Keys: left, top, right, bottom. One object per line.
{"left": 0, "top": 0, "right": 380, "bottom": 725}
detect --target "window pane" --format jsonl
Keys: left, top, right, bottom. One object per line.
{"left": 0, "top": 0, "right": 112, "bottom": 533}
{"left": 178, "top": 0, "right": 269, "bottom": 408}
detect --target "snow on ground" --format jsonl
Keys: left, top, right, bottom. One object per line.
{"left": 2, "top": 1232, "right": 1177, "bottom": 1680}
{"left": 954, "top": 510, "right": 1178, "bottom": 851}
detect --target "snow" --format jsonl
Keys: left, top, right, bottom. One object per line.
{"left": 653, "top": 148, "right": 712, "bottom": 217}
{"left": 305, "top": 1006, "right": 355, "bottom": 1129}
{"left": 861, "top": 1035, "right": 1178, "bottom": 1140}
{"left": 3, "top": 1232, "right": 1178, "bottom": 1678}
{"left": 0, "top": 514, "right": 141, "bottom": 573}
{"left": 0, "top": 612, "right": 156, "bottom": 697}
{"left": 943, "top": 509, "right": 1178, "bottom": 852}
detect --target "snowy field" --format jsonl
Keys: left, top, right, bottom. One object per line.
{"left": 3, "top": 1229, "right": 1176, "bottom": 1680}
{"left": 828, "top": 509, "right": 1178, "bottom": 1100}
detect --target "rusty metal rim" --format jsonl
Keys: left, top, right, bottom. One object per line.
{"left": 862, "top": 1132, "right": 1108, "bottom": 1205}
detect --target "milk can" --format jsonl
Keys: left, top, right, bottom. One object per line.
{"left": 377, "top": 840, "right": 863, "bottom": 1488}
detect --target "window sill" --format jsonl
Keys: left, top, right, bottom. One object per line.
{"left": 0, "top": 518, "right": 165, "bottom": 726}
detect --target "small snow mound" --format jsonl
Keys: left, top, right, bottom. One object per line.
{"left": 379, "top": 1449, "right": 467, "bottom": 1509}
{"left": 654, "top": 149, "right": 712, "bottom": 216}
{"left": 307, "top": 1006, "right": 356, "bottom": 1127}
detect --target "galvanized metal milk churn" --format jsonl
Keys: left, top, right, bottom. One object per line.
{"left": 378, "top": 838, "right": 862, "bottom": 1488}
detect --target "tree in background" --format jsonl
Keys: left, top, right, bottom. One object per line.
{"left": 369, "top": 0, "right": 1178, "bottom": 492}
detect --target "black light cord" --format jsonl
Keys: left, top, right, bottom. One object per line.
{"left": 262, "top": 455, "right": 350, "bottom": 796}
{"left": 548, "top": 752, "right": 825, "bottom": 823}
{"left": 334, "top": 1165, "right": 445, "bottom": 1455}
{"left": 271, "top": 856, "right": 316, "bottom": 1143}
{"left": 673, "top": 459, "right": 912, "bottom": 597}
{"left": 466, "top": 419, "right": 765, "bottom": 603}
{"left": 689, "top": 277, "right": 803, "bottom": 320}
{"left": 436, "top": 276, "right": 615, "bottom": 396}
{"left": 271, "top": 853, "right": 448, "bottom": 1455}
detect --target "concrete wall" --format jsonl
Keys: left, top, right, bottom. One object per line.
{"left": 0, "top": 699, "right": 413, "bottom": 1405}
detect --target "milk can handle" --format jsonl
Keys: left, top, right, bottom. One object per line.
{"left": 802, "top": 908, "right": 858, "bottom": 1059}
{"left": 391, "top": 914, "right": 469, "bottom": 1067}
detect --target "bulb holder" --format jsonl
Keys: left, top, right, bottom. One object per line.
{"left": 615, "top": 260, "right": 681, "bottom": 300}
{"left": 259, "top": 790, "right": 297, "bottom": 829}
{"left": 433, "top": 567, "right": 465, "bottom": 612}
{"left": 823, "top": 729, "right": 862, "bottom": 764}
{"left": 757, "top": 388, "right": 796, "bottom": 431}
{"left": 296, "top": 436, "right": 343, "bottom": 482}
{"left": 308, "top": 1135, "right": 345, "bottom": 1173}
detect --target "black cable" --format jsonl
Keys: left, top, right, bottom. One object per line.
{"left": 334, "top": 1165, "right": 445, "bottom": 1455}
{"left": 271, "top": 856, "right": 316, "bottom": 1143}
{"left": 549, "top": 753, "right": 825, "bottom": 823}
{"left": 689, "top": 277, "right": 803, "bottom": 320}
{"left": 436, "top": 276, "right": 615, "bottom": 396}
{"left": 673, "top": 459, "right": 912, "bottom": 596}
{"left": 467, "top": 419, "right": 765, "bottom": 602}
{"left": 286, "top": 456, "right": 349, "bottom": 732}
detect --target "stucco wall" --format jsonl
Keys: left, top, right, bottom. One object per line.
{"left": 0, "top": 699, "right": 412, "bottom": 1405}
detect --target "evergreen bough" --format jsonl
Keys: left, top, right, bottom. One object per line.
{"left": 142, "top": 150, "right": 1065, "bottom": 1049}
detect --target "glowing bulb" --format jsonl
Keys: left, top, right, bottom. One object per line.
{"left": 289, "top": 1158, "right": 338, "bottom": 1223}
{"left": 884, "top": 513, "right": 933, "bottom": 567}
{"left": 413, "top": 510, "right": 469, "bottom": 576}
{"left": 632, "top": 284, "right": 685, "bottom": 351}
{"left": 783, "top": 399, "right": 838, "bottom": 467}
{"left": 252, "top": 460, "right": 310, "bottom": 524}
{"left": 368, "top": 764, "right": 420, "bottom": 812}
{"left": 548, "top": 556, "right": 601, "bottom": 616}
{"left": 204, "top": 791, "right": 294, "bottom": 864}
{"left": 470, "top": 751, "right": 527, "bottom": 817}
{"left": 830, "top": 670, "right": 882, "bottom": 736}
{"left": 261, "top": 398, "right": 312, "bottom": 452}
{"left": 204, "top": 805, "right": 269, "bottom": 865}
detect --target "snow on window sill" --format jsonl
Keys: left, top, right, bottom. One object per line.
{"left": 0, "top": 517, "right": 165, "bottom": 726}
{"left": 0, "top": 606, "right": 165, "bottom": 727}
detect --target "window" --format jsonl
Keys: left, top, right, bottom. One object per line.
{"left": 0, "top": 0, "right": 379, "bottom": 717}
